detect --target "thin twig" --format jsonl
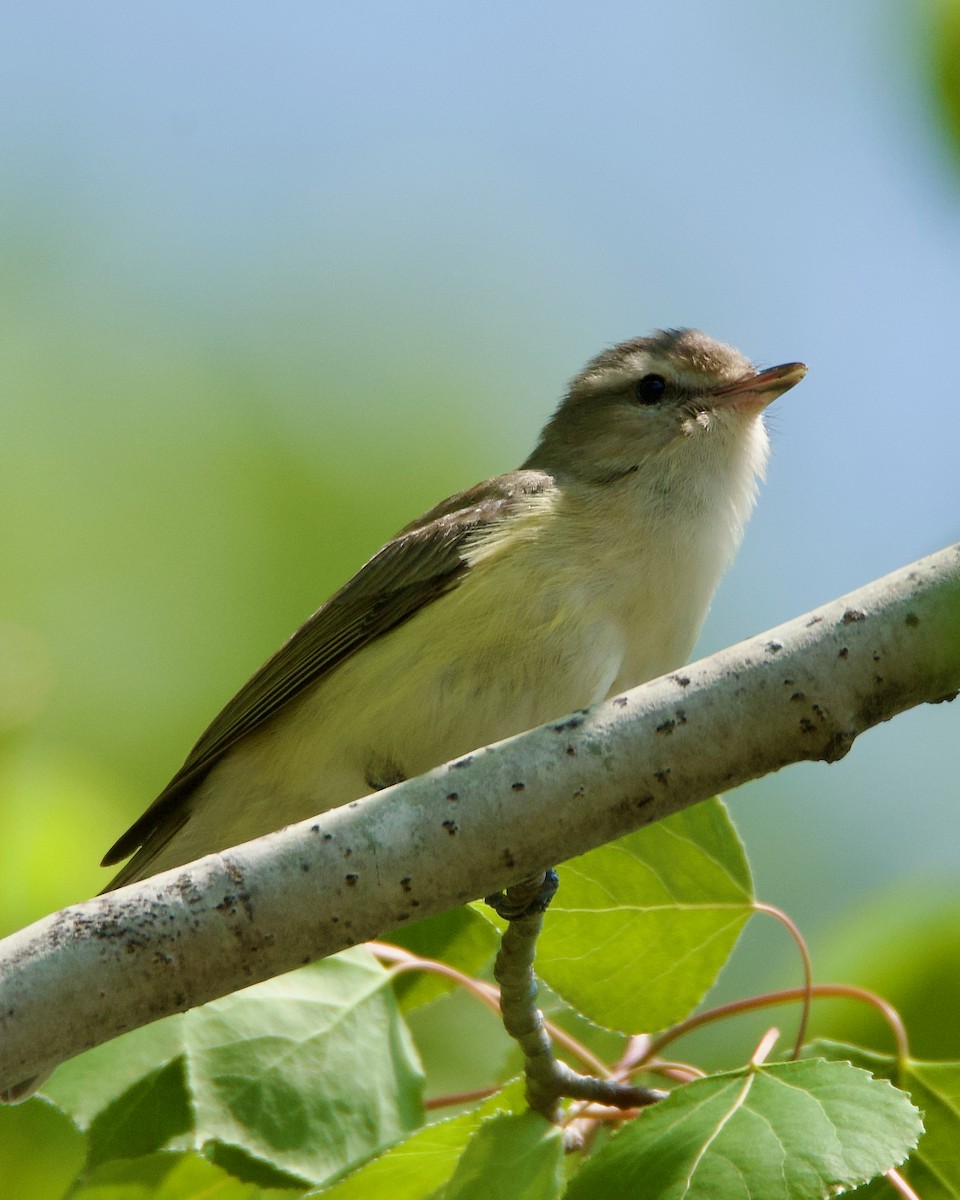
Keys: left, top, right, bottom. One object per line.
{"left": 492, "top": 874, "right": 665, "bottom": 1130}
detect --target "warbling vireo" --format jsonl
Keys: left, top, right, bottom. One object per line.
{"left": 103, "top": 328, "right": 805, "bottom": 889}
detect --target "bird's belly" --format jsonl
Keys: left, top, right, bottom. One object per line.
{"left": 302, "top": 576, "right": 628, "bottom": 784}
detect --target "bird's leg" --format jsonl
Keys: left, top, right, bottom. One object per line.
{"left": 489, "top": 870, "right": 664, "bottom": 1136}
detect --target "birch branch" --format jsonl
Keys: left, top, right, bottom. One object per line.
{"left": 0, "top": 543, "right": 958, "bottom": 1096}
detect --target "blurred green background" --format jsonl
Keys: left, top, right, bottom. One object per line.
{"left": 1, "top": 0, "right": 959, "bottom": 1038}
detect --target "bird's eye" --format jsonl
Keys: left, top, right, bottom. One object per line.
{"left": 634, "top": 374, "right": 667, "bottom": 405}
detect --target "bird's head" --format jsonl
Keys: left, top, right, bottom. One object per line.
{"left": 526, "top": 328, "right": 806, "bottom": 492}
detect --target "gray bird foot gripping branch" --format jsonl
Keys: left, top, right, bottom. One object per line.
{"left": 487, "top": 871, "right": 664, "bottom": 1137}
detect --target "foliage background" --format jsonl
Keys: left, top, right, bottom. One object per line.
{"left": 1, "top": 0, "right": 959, "bottom": 1188}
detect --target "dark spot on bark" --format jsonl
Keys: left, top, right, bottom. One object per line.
{"left": 783, "top": 678, "right": 794, "bottom": 687}
{"left": 675, "top": 709, "right": 687, "bottom": 724}
{"left": 812, "top": 704, "right": 826, "bottom": 720}
{"left": 566, "top": 745, "right": 577, "bottom": 755}
{"left": 806, "top": 615, "right": 823, "bottom": 627}
{"left": 837, "top": 647, "right": 849, "bottom": 659}
{"left": 345, "top": 874, "right": 359, "bottom": 886}
{"left": 446, "top": 792, "right": 459, "bottom": 801}
{"left": 411, "top": 899, "right": 421, "bottom": 907}
{"left": 656, "top": 719, "right": 675, "bottom": 734}
{"left": 343, "top": 847, "right": 352, "bottom": 859}
{"left": 400, "top": 876, "right": 412, "bottom": 892}
{"left": 572, "top": 785, "right": 585, "bottom": 798}
{"left": 874, "top": 675, "right": 885, "bottom": 685}
{"left": 442, "top": 820, "right": 458, "bottom": 835}
{"left": 322, "top": 832, "right": 333, "bottom": 842}
{"left": 301, "top": 863, "right": 310, "bottom": 873}
{"left": 451, "top": 756, "right": 473, "bottom": 769}
{"left": 790, "top": 692, "right": 805, "bottom": 702}
{"left": 673, "top": 674, "right": 691, "bottom": 687}
{"left": 331, "top": 915, "right": 339, "bottom": 923}
{"left": 766, "top": 641, "right": 783, "bottom": 654}
{"left": 842, "top": 608, "right": 866, "bottom": 625}
{"left": 654, "top": 769, "right": 671, "bottom": 786}
{"left": 905, "top": 612, "right": 920, "bottom": 628}
{"left": 613, "top": 695, "right": 629, "bottom": 707}
{"left": 511, "top": 781, "right": 525, "bottom": 792}
{"left": 502, "top": 849, "right": 516, "bottom": 868}
{"left": 799, "top": 717, "right": 816, "bottom": 733}
{"left": 311, "top": 824, "right": 320, "bottom": 833}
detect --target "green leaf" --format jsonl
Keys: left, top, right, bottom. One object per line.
{"left": 439, "top": 1111, "right": 563, "bottom": 1200}
{"left": 385, "top": 906, "right": 499, "bottom": 1011}
{"left": 565, "top": 1058, "right": 922, "bottom": 1200}
{"left": 85, "top": 1058, "right": 192, "bottom": 1170}
{"left": 69, "top": 1150, "right": 295, "bottom": 1198}
{"left": 309, "top": 1080, "right": 528, "bottom": 1200}
{"left": 181, "top": 962, "right": 420, "bottom": 1185}
{"left": 40, "top": 1005, "right": 188, "bottom": 1130}
{"left": 533, "top": 798, "right": 753, "bottom": 1031}
{"left": 808, "top": 1040, "right": 960, "bottom": 1199}
{"left": 0, "top": 1095, "right": 85, "bottom": 1200}
{"left": 43, "top": 947, "right": 424, "bottom": 1188}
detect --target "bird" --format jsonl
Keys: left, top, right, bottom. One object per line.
{"left": 102, "top": 328, "right": 805, "bottom": 891}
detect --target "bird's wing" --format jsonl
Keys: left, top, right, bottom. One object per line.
{"left": 102, "top": 469, "right": 554, "bottom": 872}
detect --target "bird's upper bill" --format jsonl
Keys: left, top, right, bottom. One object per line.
{"left": 711, "top": 361, "right": 808, "bottom": 412}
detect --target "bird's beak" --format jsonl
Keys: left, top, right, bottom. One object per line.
{"left": 711, "top": 362, "right": 807, "bottom": 411}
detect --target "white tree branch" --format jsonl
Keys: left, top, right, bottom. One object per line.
{"left": 1, "top": 543, "right": 958, "bottom": 1096}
